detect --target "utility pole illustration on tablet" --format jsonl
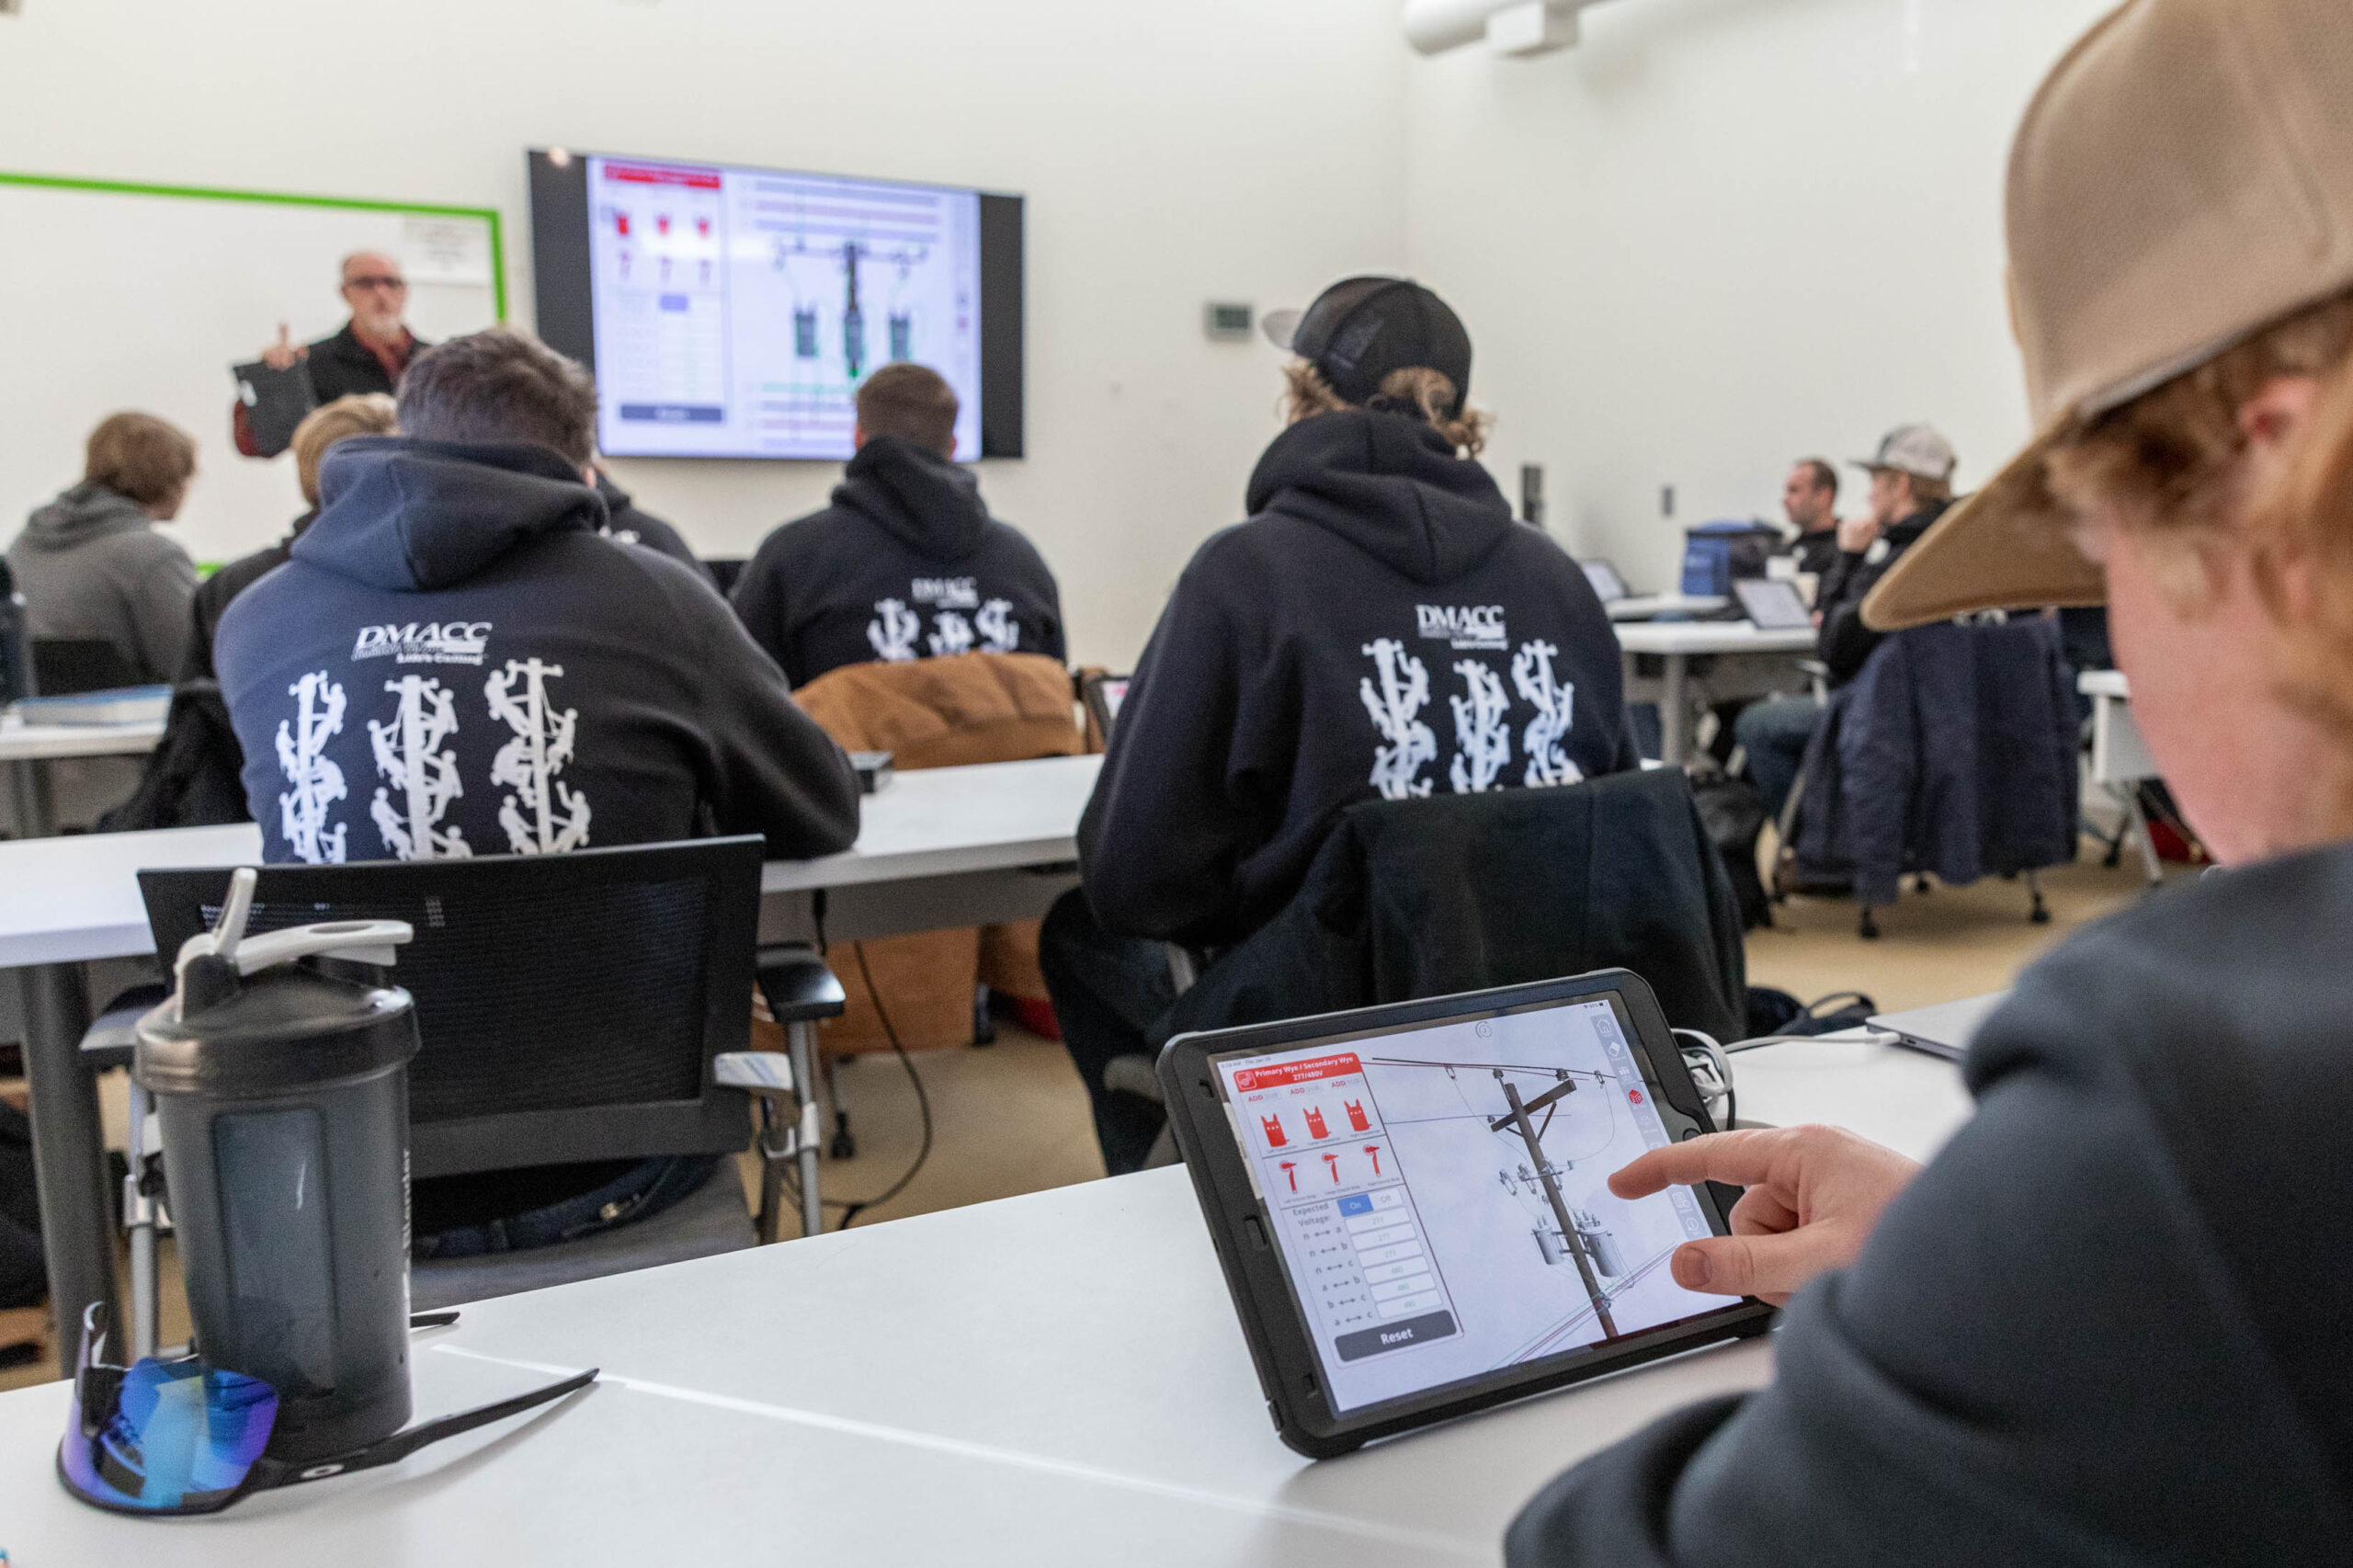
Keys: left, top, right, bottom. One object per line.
{"left": 1368, "top": 1056, "right": 1628, "bottom": 1341}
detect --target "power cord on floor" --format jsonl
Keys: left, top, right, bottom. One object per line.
{"left": 830, "top": 939, "right": 934, "bottom": 1231}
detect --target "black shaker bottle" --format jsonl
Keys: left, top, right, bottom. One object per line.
{"left": 135, "top": 867, "right": 421, "bottom": 1463}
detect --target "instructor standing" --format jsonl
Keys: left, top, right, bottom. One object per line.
{"left": 234, "top": 251, "right": 429, "bottom": 455}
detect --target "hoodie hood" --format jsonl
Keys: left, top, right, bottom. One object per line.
{"left": 832, "top": 436, "right": 990, "bottom": 560}
{"left": 295, "top": 436, "right": 607, "bottom": 592}
{"left": 1245, "top": 409, "right": 1514, "bottom": 585}
{"left": 20, "top": 483, "right": 157, "bottom": 552}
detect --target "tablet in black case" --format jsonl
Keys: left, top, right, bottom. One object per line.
{"left": 1157, "top": 970, "right": 1777, "bottom": 1457}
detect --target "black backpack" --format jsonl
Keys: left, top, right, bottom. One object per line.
{"left": 97, "top": 679, "right": 252, "bottom": 834}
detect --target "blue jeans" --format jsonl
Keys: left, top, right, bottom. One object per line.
{"left": 1735, "top": 695, "right": 1824, "bottom": 822}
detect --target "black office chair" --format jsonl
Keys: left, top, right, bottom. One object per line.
{"left": 30, "top": 638, "right": 146, "bottom": 696}
{"left": 115, "top": 837, "right": 843, "bottom": 1312}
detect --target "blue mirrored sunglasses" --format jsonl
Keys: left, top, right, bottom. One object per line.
{"left": 57, "top": 1303, "right": 596, "bottom": 1516}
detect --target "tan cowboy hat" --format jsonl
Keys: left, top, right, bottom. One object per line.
{"left": 1866, "top": 0, "right": 2353, "bottom": 630}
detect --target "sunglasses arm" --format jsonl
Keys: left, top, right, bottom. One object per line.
{"left": 248, "top": 1367, "right": 599, "bottom": 1491}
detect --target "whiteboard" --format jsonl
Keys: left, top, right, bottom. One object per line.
{"left": 0, "top": 175, "right": 503, "bottom": 570}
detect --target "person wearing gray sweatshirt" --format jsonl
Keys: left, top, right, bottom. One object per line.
{"left": 6, "top": 412, "right": 200, "bottom": 687}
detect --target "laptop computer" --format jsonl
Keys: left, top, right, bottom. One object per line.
{"left": 1867, "top": 992, "right": 2008, "bottom": 1062}
{"left": 1579, "top": 560, "right": 1631, "bottom": 604}
{"left": 1733, "top": 576, "right": 1815, "bottom": 631}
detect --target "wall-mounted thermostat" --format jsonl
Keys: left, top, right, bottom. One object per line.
{"left": 1203, "top": 301, "right": 1255, "bottom": 341}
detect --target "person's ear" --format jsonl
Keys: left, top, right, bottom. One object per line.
{"left": 851, "top": 424, "right": 868, "bottom": 451}
{"left": 2238, "top": 374, "right": 2324, "bottom": 456}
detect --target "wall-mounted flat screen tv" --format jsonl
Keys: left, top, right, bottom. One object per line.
{"left": 529, "top": 149, "right": 1023, "bottom": 460}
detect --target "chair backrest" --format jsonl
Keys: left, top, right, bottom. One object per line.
{"left": 1156, "top": 767, "right": 1747, "bottom": 1049}
{"left": 137, "top": 837, "right": 763, "bottom": 1179}
{"left": 31, "top": 638, "right": 143, "bottom": 696}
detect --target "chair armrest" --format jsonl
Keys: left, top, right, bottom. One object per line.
{"left": 754, "top": 943, "right": 847, "bottom": 1025}
{"left": 79, "top": 983, "right": 170, "bottom": 1074}
{"left": 714, "top": 1051, "right": 795, "bottom": 1096}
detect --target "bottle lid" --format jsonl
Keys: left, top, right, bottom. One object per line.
{"left": 134, "top": 868, "right": 421, "bottom": 1098}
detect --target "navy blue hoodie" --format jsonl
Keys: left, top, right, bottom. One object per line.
{"left": 216, "top": 437, "right": 859, "bottom": 865}
{"left": 730, "top": 436, "right": 1064, "bottom": 687}
{"left": 1079, "top": 408, "right": 1637, "bottom": 947}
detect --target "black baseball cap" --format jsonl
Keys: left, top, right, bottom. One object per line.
{"left": 1261, "top": 277, "right": 1472, "bottom": 418}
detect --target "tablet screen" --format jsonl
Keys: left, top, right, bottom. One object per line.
{"left": 1211, "top": 996, "right": 1742, "bottom": 1415}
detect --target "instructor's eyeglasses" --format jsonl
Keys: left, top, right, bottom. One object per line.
{"left": 57, "top": 1303, "right": 596, "bottom": 1516}
{"left": 346, "top": 274, "right": 408, "bottom": 293}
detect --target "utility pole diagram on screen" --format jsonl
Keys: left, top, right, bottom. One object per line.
{"left": 587, "top": 156, "right": 983, "bottom": 461}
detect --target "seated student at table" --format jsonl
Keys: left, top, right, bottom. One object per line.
{"left": 1733, "top": 423, "right": 1958, "bottom": 820}
{"left": 593, "top": 462, "right": 713, "bottom": 586}
{"left": 216, "top": 327, "right": 861, "bottom": 1253}
{"left": 1511, "top": 4, "right": 2353, "bottom": 1561}
{"left": 1044, "top": 278, "right": 1637, "bottom": 1173}
{"left": 6, "top": 412, "right": 199, "bottom": 686}
{"left": 185, "top": 394, "right": 398, "bottom": 684}
{"left": 1777, "top": 457, "right": 1846, "bottom": 580}
{"left": 730, "top": 362, "right": 1063, "bottom": 687}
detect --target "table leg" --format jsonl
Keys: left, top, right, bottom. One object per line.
{"left": 17, "top": 961, "right": 117, "bottom": 1348}
{"left": 6, "top": 757, "right": 53, "bottom": 839}
{"left": 1659, "top": 654, "right": 1690, "bottom": 767}
{"left": 785, "top": 1020, "right": 824, "bottom": 1238}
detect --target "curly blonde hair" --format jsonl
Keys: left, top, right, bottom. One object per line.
{"left": 2044, "top": 289, "right": 2353, "bottom": 744}
{"left": 1281, "top": 360, "right": 1493, "bottom": 457}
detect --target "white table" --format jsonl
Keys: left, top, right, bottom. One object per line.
{"left": 0, "top": 1032, "right": 1973, "bottom": 1566}
{"left": 2077, "top": 670, "right": 2163, "bottom": 886}
{"left": 1605, "top": 592, "right": 1729, "bottom": 622}
{"left": 1614, "top": 621, "right": 1819, "bottom": 767}
{"left": 0, "top": 754, "right": 1101, "bottom": 1364}
{"left": 0, "top": 713, "right": 164, "bottom": 838}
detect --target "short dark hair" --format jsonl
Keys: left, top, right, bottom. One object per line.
{"left": 395, "top": 328, "right": 597, "bottom": 465}
{"left": 1800, "top": 458, "right": 1839, "bottom": 498}
{"left": 855, "top": 363, "right": 959, "bottom": 456}
{"left": 84, "top": 413, "right": 198, "bottom": 507}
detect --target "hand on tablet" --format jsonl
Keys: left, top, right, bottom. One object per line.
{"left": 1608, "top": 1126, "right": 1920, "bottom": 1306}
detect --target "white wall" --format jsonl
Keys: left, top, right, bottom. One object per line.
{"left": 0, "top": 0, "right": 1409, "bottom": 668}
{"left": 1403, "top": 0, "right": 2116, "bottom": 589}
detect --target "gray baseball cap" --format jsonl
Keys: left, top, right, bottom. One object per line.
{"left": 1851, "top": 424, "right": 1959, "bottom": 483}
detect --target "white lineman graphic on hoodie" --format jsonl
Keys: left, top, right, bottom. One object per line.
{"left": 975, "top": 598, "right": 1020, "bottom": 654}
{"left": 367, "top": 676, "right": 472, "bottom": 860}
{"left": 868, "top": 599, "right": 921, "bottom": 662}
{"left": 928, "top": 611, "right": 975, "bottom": 657}
{"left": 1512, "top": 641, "right": 1583, "bottom": 787}
{"left": 1449, "top": 660, "right": 1512, "bottom": 793}
{"left": 274, "top": 671, "right": 350, "bottom": 864}
{"left": 486, "top": 658, "right": 592, "bottom": 854}
{"left": 1359, "top": 639, "right": 1437, "bottom": 800}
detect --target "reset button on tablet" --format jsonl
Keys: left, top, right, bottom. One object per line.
{"left": 1335, "top": 1311, "right": 1459, "bottom": 1361}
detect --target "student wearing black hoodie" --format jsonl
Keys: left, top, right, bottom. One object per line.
{"left": 730, "top": 362, "right": 1063, "bottom": 687}
{"left": 1044, "top": 278, "right": 1637, "bottom": 1172}
{"left": 216, "top": 328, "right": 860, "bottom": 1248}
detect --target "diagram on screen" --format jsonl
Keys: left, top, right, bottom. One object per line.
{"left": 587, "top": 156, "right": 983, "bottom": 460}
{"left": 1217, "top": 1000, "right": 1737, "bottom": 1415}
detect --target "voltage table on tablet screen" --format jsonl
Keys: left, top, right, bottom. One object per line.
{"left": 1214, "top": 998, "right": 1738, "bottom": 1415}
{"left": 584, "top": 154, "right": 985, "bottom": 460}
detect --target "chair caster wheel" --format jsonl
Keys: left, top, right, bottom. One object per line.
{"left": 830, "top": 1130, "right": 858, "bottom": 1160}
{"left": 2030, "top": 904, "right": 2052, "bottom": 926}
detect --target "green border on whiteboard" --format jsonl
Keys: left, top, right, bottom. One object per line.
{"left": 0, "top": 170, "right": 508, "bottom": 320}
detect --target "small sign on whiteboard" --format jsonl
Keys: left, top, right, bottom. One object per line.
{"left": 401, "top": 217, "right": 494, "bottom": 286}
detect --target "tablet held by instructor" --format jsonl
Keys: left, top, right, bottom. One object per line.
{"left": 233, "top": 251, "right": 429, "bottom": 456}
